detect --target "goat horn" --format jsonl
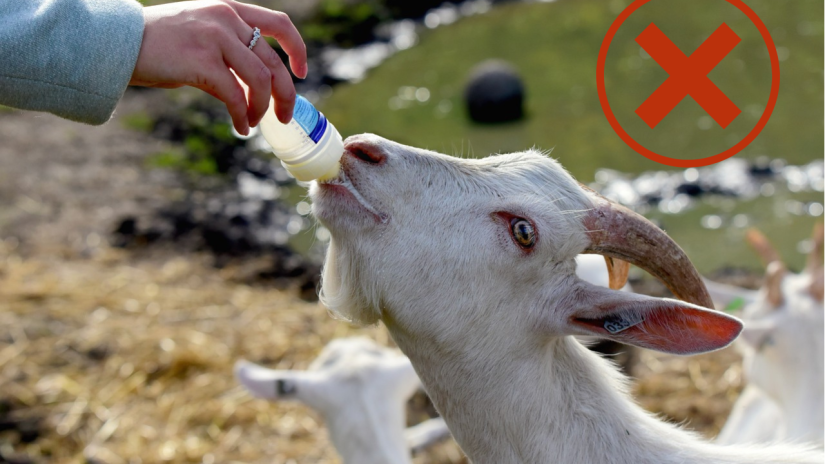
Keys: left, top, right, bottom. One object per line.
{"left": 580, "top": 190, "right": 712, "bottom": 309}
{"left": 604, "top": 256, "right": 630, "bottom": 290}
{"left": 745, "top": 229, "right": 782, "bottom": 265}
{"left": 765, "top": 261, "right": 786, "bottom": 308}
{"left": 805, "top": 223, "right": 824, "bottom": 301}
{"left": 805, "top": 223, "right": 824, "bottom": 274}
{"left": 810, "top": 266, "right": 824, "bottom": 302}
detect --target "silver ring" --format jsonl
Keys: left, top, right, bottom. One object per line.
{"left": 248, "top": 27, "right": 261, "bottom": 50}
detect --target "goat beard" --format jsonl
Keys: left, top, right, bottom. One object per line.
{"left": 320, "top": 239, "right": 383, "bottom": 326}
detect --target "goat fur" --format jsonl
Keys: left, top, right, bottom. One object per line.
{"left": 235, "top": 337, "right": 451, "bottom": 464}
{"left": 310, "top": 134, "right": 823, "bottom": 464}
{"left": 709, "top": 233, "right": 824, "bottom": 446}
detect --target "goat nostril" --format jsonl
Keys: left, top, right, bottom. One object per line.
{"left": 349, "top": 146, "right": 385, "bottom": 165}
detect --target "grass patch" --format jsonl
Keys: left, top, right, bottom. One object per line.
{"left": 146, "top": 148, "right": 218, "bottom": 176}
{"left": 319, "top": 0, "right": 823, "bottom": 181}
{"left": 121, "top": 111, "right": 154, "bottom": 133}
{"left": 316, "top": 0, "right": 823, "bottom": 272}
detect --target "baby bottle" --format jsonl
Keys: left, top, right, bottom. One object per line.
{"left": 259, "top": 95, "right": 343, "bottom": 182}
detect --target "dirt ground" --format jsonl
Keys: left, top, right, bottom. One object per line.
{"left": 0, "top": 91, "right": 180, "bottom": 258}
{"left": 0, "top": 93, "right": 747, "bottom": 463}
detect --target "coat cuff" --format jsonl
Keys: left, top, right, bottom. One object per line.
{"left": 0, "top": 0, "right": 145, "bottom": 125}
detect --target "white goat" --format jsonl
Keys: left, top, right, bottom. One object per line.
{"left": 710, "top": 226, "right": 824, "bottom": 446}
{"left": 309, "top": 133, "right": 823, "bottom": 464}
{"left": 235, "top": 337, "right": 451, "bottom": 464}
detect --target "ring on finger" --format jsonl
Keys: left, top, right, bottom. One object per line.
{"left": 248, "top": 27, "right": 261, "bottom": 50}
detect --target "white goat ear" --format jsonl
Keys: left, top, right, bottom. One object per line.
{"left": 234, "top": 360, "right": 323, "bottom": 404}
{"left": 562, "top": 281, "right": 743, "bottom": 355}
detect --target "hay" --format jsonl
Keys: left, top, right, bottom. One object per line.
{"left": 0, "top": 240, "right": 741, "bottom": 463}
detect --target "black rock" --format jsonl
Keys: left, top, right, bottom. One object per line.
{"left": 0, "top": 417, "right": 41, "bottom": 444}
{"left": 464, "top": 60, "right": 525, "bottom": 124}
{"left": 749, "top": 157, "right": 776, "bottom": 177}
{"left": 114, "top": 218, "right": 136, "bottom": 236}
{"left": 675, "top": 182, "right": 705, "bottom": 197}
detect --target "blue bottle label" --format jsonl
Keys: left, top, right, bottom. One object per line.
{"left": 292, "top": 96, "right": 326, "bottom": 143}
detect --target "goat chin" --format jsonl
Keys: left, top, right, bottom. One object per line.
{"left": 318, "top": 239, "right": 382, "bottom": 326}
{"left": 311, "top": 133, "right": 823, "bottom": 464}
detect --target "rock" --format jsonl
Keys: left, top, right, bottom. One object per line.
{"left": 464, "top": 60, "right": 525, "bottom": 123}
{"left": 676, "top": 182, "right": 705, "bottom": 197}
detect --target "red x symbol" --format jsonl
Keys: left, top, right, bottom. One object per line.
{"left": 636, "top": 23, "right": 741, "bottom": 129}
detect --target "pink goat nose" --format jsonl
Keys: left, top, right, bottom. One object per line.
{"left": 344, "top": 136, "right": 387, "bottom": 165}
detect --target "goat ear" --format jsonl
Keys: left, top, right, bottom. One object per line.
{"left": 563, "top": 282, "right": 743, "bottom": 355}
{"left": 234, "top": 360, "right": 320, "bottom": 403}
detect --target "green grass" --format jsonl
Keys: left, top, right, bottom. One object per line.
{"left": 121, "top": 111, "right": 154, "bottom": 133}
{"left": 146, "top": 148, "right": 219, "bottom": 176}
{"left": 319, "top": 0, "right": 823, "bottom": 182}
{"left": 648, "top": 190, "right": 823, "bottom": 273}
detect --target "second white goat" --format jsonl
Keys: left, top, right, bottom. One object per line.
{"left": 711, "top": 226, "right": 824, "bottom": 445}
{"left": 235, "top": 337, "right": 451, "bottom": 464}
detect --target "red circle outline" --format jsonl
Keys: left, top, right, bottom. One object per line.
{"left": 596, "top": 0, "right": 780, "bottom": 168}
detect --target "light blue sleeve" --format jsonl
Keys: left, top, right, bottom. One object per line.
{"left": 0, "top": 0, "right": 145, "bottom": 125}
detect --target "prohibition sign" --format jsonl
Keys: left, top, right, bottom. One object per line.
{"left": 596, "top": 0, "right": 781, "bottom": 168}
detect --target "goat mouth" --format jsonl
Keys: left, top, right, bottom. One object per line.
{"left": 320, "top": 170, "right": 388, "bottom": 223}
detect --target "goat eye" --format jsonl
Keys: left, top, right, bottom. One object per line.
{"left": 511, "top": 219, "right": 535, "bottom": 248}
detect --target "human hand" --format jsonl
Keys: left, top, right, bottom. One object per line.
{"left": 130, "top": 0, "right": 307, "bottom": 135}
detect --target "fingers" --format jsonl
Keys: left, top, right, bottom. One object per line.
{"left": 196, "top": 63, "right": 249, "bottom": 135}
{"left": 221, "top": 38, "right": 273, "bottom": 128}
{"left": 227, "top": 1, "right": 308, "bottom": 78}
{"left": 231, "top": 23, "right": 296, "bottom": 124}
{"left": 253, "top": 42, "right": 296, "bottom": 124}
{"left": 223, "top": 5, "right": 299, "bottom": 125}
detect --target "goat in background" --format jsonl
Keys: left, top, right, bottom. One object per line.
{"left": 707, "top": 225, "right": 824, "bottom": 446}
{"left": 235, "top": 337, "right": 451, "bottom": 464}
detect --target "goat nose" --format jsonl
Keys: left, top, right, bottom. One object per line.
{"left": 344, "top": 136, "right": 387, "bottom": 165}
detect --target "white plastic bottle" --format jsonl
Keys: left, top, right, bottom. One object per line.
{"left": 259, "top": 95, "right": 343, "bottom": 182}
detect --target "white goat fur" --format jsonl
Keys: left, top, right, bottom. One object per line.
{"left": 235, "top": 337, "right": 450, "bottom": 464}
{"left": 310, "top": 134, "right": 822, "bottom": 464}
{"left": 708, "top": 256, "right": 824, "bottom": 445}
{"left": 237, "top": 257, "right": 621, "bottom": 462}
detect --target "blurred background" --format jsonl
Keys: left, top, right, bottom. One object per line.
{"left": 0, "top": 0, "right": 821, "bottom": 462}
